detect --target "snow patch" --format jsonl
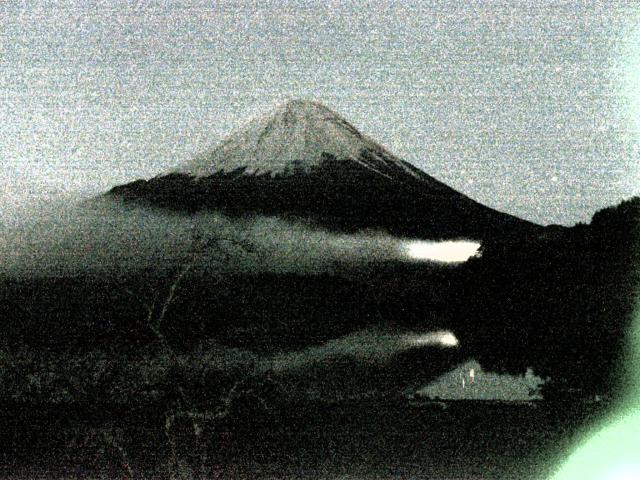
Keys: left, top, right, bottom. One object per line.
{"left": 177, "top": 99, "right": 422, "bottom": 179}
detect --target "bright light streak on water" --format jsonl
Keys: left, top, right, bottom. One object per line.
{"left": 403, "top": 331, "right": 459, "bottom": 348}
{"left": 402, "top": 240, "right": 481, "bottom": 263}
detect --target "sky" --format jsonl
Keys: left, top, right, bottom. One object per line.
{"left": 2, "top": 0, "right": 640, "bottom": 225}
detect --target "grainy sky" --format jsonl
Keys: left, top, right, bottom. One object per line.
{"left": 2, "top": 0, "right": 640, "bottom": 225}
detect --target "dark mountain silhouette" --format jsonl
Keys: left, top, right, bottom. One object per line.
{"left": 3, "top": 100, "right": 638, "bottom": 399}
{"left": 2, "top": 99, "right": 639, "bottom": 477}
{"left": 458, "top": 197, "right": 640, "bottom": 398}
{"left": 107, "top": 99, "right": 540, "bottom": 239}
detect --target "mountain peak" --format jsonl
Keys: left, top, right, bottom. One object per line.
{"left": 109, "top": 98, "right": 542, "bottom": 238}
{"left": 275, "top": 98, "right": 350, "bottom": 118}
{"left": 177, "top": 98, "right": 407, "bottom": 177}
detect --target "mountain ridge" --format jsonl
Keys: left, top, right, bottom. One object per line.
{"left": 108, "top": 99, "right": 542, "bottom": 239}
{"left": 176, "top": 99, "right": 423, "bottom": 180}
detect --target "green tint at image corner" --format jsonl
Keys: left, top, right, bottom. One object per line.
{"left": 549, "top": 301, "right": 640, "bottom": 480}
{"left": 549, "top": 408, "right": 640, "bottom": 480}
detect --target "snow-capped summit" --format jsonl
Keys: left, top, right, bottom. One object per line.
{"left": 108, "top": 98, "right": 541, "bottom": 239}
{"left": 177, "top": 99, "right": 420, "bottom": 179}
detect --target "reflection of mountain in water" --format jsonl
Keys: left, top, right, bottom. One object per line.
{"left": 1, "top": 99, "right": 638, "bottom": 405}
{"left": 417, "top": 359, "right": 546, "bottom": 401}
{"left": 2, "top": 98, "right": 640, "bottom": 479}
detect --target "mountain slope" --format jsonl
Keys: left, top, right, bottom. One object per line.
{"left": 178, "top": 99, "right": 421, "bottom": 179}
{"left": 108, "top": 99, "right": 541, "bottom": 239}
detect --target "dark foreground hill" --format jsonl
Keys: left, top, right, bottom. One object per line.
{"left": 3, "top": 397, "right": 611, "bottom": 479}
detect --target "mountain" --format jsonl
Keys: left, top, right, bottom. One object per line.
{"left": 5, "top": 97, "right": 640, "bottom": 476}
{"left": 108, "top": 99, "right": 541, "bottom": 239}
{"left": 178, "top": 99, "right": 421, "bottom": 179}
